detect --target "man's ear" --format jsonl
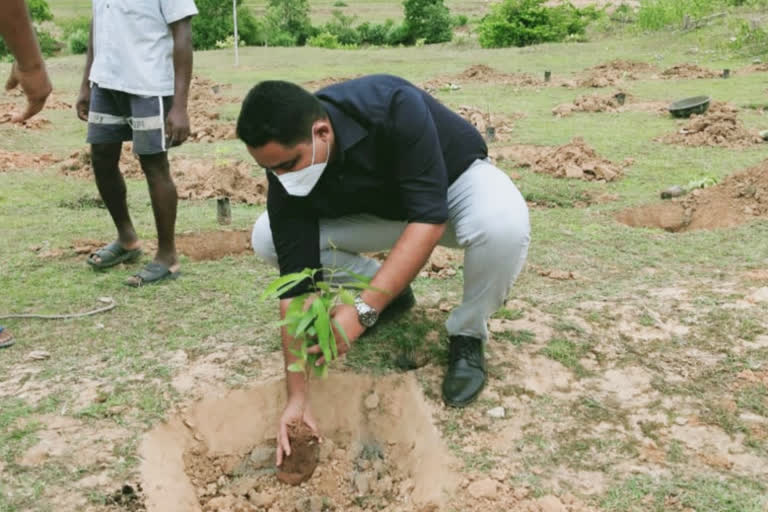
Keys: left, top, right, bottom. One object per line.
{"left": 315, "top": 118, "right": 332, "bottom": 141}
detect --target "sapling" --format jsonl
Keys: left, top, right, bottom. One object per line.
{"left": 260, "top": 267, "right": 373, "bottom": 484}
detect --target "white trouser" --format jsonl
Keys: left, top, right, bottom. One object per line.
{"left": 252, "top": 159, "right": 531, "bottom": 341}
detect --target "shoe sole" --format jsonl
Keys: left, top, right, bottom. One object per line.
{"left": 441, "top": 380, "right": 486, "bottom": 408}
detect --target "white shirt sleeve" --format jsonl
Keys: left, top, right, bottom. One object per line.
{"left": 161, "top": 0, "right": 199, "bottom": 24}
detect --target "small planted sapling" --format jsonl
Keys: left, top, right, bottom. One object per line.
{"left": 260, "top": 267, "right": 372, "bottom": 484}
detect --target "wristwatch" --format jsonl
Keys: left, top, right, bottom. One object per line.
{"left": 354, "top": 296, "right": 379, "bottom": 328}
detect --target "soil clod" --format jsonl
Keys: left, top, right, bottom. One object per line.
{"left": 277, "top": 423, "right": 320, "bottom": 486}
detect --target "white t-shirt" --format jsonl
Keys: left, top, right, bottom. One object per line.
{"left": 89, "top": 0, "right": 198, "bottom": 96}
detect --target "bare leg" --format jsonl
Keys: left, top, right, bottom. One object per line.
{"left": 90, "top": 142, "right": 140, "bottom": 263}
{"left": 138, "top": 152, "right": 178, "bottom": 270}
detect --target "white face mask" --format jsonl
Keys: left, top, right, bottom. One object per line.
{"left": 273, "top": 134, "right": 329, "bottom": 197}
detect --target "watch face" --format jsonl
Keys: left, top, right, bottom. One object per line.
{"left": 356, "top": 298, "right": 378, "bottom": 327}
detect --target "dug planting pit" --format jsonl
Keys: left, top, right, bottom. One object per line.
{"left": 616, "top": 158, "right": 768, "bottom": 231}
{"left": 140, "top": 374, "right": 458, "bottom": 512}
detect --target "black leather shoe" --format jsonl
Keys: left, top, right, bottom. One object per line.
{"left": 442, "top": 335, "right": 486, "bottom": 407}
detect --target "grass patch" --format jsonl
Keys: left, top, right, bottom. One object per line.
{"left": 494, "top": 328, "right": 536, "bottom": 346}
{"left": 541, "top": 338, "right": 591, "bottom": 376}
{"left": 600, "top": 474, "right": 767, "bottom": 512}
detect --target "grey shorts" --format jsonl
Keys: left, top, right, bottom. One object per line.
{"left": 86, "top": 83, "right": 173, "bottom": 155}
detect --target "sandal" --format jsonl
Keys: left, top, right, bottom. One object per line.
{"left": 0, "top": 326, "right": 15, "bottom": 349}
{"left": 87, "top": 241, "right": 142, "bottom": 270}
{"left": 124, "top": 262, "right": 180, "bottom": 287}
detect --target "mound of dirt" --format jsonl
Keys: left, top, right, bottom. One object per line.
{"left": 658, "top": 111, "right": 762, "bottom": 148}
{"left": 740, "top": 62, "right": 768, "bottom": 74}
{"left": 575, "top": 60, "right": 655, "bottom": 88}
{"left": 302, "top": 75, "right": 362, "bottom": 91}
{"left": 59, "top": 145, "right": 142, "bottom": 179}
{"left": 616, "top": 158, "right": 768, "bottom": 231}
{"left": 0, "top": 149, "right": 61, "bottom": 171}
{"left": 176, "top": 230, "right": 251, "bottom": 261}
{"left": 421, "top": 65, "right": 543, "bottom": 92}
{"left": 141, "top": 374, "right": 458, "bottom": 512}
{"left": 59, "top": 145, "right": 144, "bottom": 179}
{"left": 489, "top": 144, "right": 548, "bottom": 167}
{"left": 534, "top": 138, "right": 630, "bottom": 181}
{"left": 552, "top": 93, "right": 622, "bottom": 117}
{"left": 456, "top": 105, "right": 520, "bottom": 142}
{"left": 188, "top": 75, "right": 239, "bottom": 143}
{"left": 490, "top": 139, "right": 629, "bottom": 181}
{"left": 661, "top": 63, "right": 719, "bottom": 79}
{"left": 172, "top": 159, "right": 267, "bottom": 205}
{"left": 59, "top": 147, "right": 268, "bottom": 205}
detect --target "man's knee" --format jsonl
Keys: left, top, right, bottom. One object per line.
{"left": 91, "top": 143, "right": 122, "bottom": 170}
{"left": 138, "top": 152, "right": 170, "bottom": 180}
{"left": 251, "top": 214, "right": 278, "bottom": 267}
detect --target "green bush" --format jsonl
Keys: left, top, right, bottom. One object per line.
{"left": 403, "top": 0, "right": 454, "bottom": 44}
{"left": 266, "top": 0, "right": 314, "bottom": 45}
{"left": 58, "top": 16, "right": 91, "bottom": 39}
{"left": 357, "top": 20, "right": 397, "bottom": 45}
{"left": 192, "top": 0, "right": 263, "bottom": 49}
{"left": 28, "top": 0, "right": 54, "bottom": 22}
{"left": 453, "top": 14, "right": 469, "bottom": 26}
{"left": 320, "top": 10, "right": 362, "bottom": 45}
{"left": 477, "top": 0, "right": 598, "bottom": 48}
{"left": 308, "top": 32, "right": 341, "bottom": 48}
{"left": 68, "top": 28, "right": 89, "bottom": 54}
{"left": 35, "top": 27, "right": 60, "bottom": 57}
{"left": 729, "top": 19, "right": 768, "bottom": 57}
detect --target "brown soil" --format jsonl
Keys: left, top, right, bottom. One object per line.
{"left": 176, "top": 230, "right": 252, "bottom": 261}
{"left": 552, "top": 93, "right": 622, "bottom": 117}
{"left": 661, "top": 63, "right": 719, "bottom": 79}
{"left": 0, "top": 149, "right": 61, "bottom": 171}
{"left": 739, "top": 62, "right": 768, "bottom": 74}
{"left": 421, "top": 64, "right": 543, "bottom": 92}
{"left": 187, "top": 75, "right": 239, "bottom": 143}
{"left": 658, "top": 110, "right": 762, "bottom": 148}
{"left": 456, "top": 104, "right": 521, "bottom": 142}
{"left": 142, "top": 374, "right": 458, "bottom": 512}
{"left": 533, "top": 138, "right": 630, "bottom": 181}
{"left": 48, "top": 230, "right": 250, "bottom": 262}
{"left": 0, "top": 114, "right": 52, "bottom": 129}
{"left": 616, "top": 158, "right": 768, "bottom": 231}
{"left": 302, "top": 75, "right": 363, "bottom": 91}
{"left": 490, "top": 139, "right": 630, "bottom": 181}
{"left": 489, "top": 143, "right": 548, "bottom": 168}
{"left": 173, "top": 159, "right": 268, "bottom": 205}
{"left": 59, "top": 148, "right": 268, "bottom": 205}
{"left": 276, "top": 422, "right": 320, "bottom": 485}
{"left": 574, "top": 59, "right": 656, "bottom": 88}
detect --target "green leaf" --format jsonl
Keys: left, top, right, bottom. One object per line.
{"left": 287, "top": 361, "right": 305, "bottom": 373}
{"left": 331, "top": 318, "right": 349, "bottom": 359}
{"left": 316, "top": 281, "right": 331, "bottom": 292}
{"left": 339, "top": 289, "right": 355, "bottom": 305}
{"left": 312, "top": 300, "right": 334, "bottom": 364}
{"left": 293, "top": 310, "right": 317, "bottom": 338}
{"left": 260, "top": 272, "right": 309, "bottom": 300}
{"left": 289, "top": 348, "right": 304, "bottom": 358}
{"left": 313, "top": 363, "right": 329, "bottom": 378}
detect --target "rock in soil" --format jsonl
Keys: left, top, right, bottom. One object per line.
{"left": 468, "top": 478, "right": 498, "bottom": 499}
{"left": 277, "top": 423, "right": 320, "bottom": 485}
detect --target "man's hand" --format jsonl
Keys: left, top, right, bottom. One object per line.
{"left": 307, "top": 304, "right": 366, "bottom": 366}
{"left": 165, "top": 104, "right": 190, "bottom": 147}
{"left": 276, "top": 396, "right": 320, "bottom": 466}
{"left": 5, "top": 61, "right": 51, "bottom": 123}
{"left": 75, "top": 84, "right": 90, "bottom": 122}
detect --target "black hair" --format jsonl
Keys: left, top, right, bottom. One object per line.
{"left": 236, "top": 81, "right": 326, "bottom": 148}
